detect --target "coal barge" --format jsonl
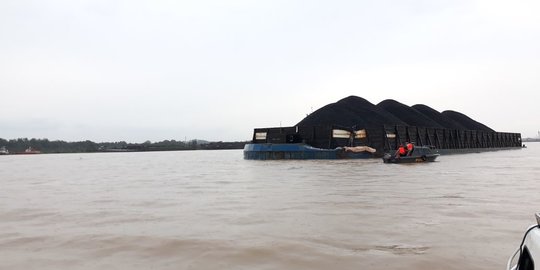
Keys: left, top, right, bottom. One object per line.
{"left": 244, "top": 96, "right": 522, "bottom": 160}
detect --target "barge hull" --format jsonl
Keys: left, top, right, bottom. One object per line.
{"left": 436, "top": 147, "right": 522, "bottom": 155}
{"left": 244, "top": 143, "right": 522, "bottom": 160}
{"left": 244, "top": 143, "right": 374, "bottom": 160}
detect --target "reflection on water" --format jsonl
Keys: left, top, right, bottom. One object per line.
{"left": 1, "top": 144, "right": 539, "bottom": 269}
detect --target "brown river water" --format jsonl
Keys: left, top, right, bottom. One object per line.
{"left": 1, "top": 143, "right": 540, "bottom": 270}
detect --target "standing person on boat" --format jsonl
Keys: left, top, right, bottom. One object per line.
{"left": 406, "top": 142, "right": 414, "bottom": 156}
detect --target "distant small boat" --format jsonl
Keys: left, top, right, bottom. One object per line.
{"left": 383, "top": 145, "right": 439, "bottom": 164}
{"left": 20, "top": 147, "right": 41, "bottom": 154}
{"left": 0, "top": 146, "right": 8, "bottom": 155}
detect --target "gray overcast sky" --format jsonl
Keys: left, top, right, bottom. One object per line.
{"left": 1, "top": 0, "right": 539, "bottom": 142}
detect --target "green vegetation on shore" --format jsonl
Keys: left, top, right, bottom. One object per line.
{"left": 0, "top": 138, "right": 248, "bottom": 154}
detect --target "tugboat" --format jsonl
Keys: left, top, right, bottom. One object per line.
{"left": 382, "top": 144, "right": 439, "bottom": 164}
{"left": 0, "top": 146, "right": 8, "bottom": 155}
{"left": 507, "top": 213, "right": 540, "bottom": 270}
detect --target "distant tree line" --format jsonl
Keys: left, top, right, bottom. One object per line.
{"left": 0, "top": 138, "right": 248, "bottom": 154}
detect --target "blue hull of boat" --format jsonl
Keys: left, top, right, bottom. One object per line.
{"left": 243, "top": 143, "right": 522, "bottom": 160}
{"left": 243, "top": 143, "right": 374, "bottom": 160}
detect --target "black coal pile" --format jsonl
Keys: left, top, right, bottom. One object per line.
{"left": 411, "top": 104, "right": 467, "bottom": 130}
{"left": 296, "top": 96, "right": 405, "bottom": 128}
{"left": 296, "top": 95, "right": 494, "bottom": 131}
{"left": 377, "top": 99, "right": 443, "bottom": 128}
{"left": 441, "top": 110, "right": 494, "bottom": 132}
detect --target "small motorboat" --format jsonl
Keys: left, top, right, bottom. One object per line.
{"left": 382, "top": 145, "right": 439, "bottom": 164}
{"left": 507, "top": 213, "right": 540, "bottom": 270}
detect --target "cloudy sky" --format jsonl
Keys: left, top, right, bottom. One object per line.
{"left": 1, "top": 0, "right": 539, "bottom": 142}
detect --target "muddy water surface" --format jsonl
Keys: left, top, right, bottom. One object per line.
{"left": 1, "top": 144, "right": 539, "bottom": 269}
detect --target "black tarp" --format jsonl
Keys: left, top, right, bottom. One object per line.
{"left": 411, "top": 104, "right": 467, "bottom": 130}
{"left": 297, "top": 96, "right": 406, "bottom": 129}
{"left": 441, "top": 110, "right": 494, "bottom": 132}
{"left": 297, "top": 96, "right": 494, "bottom": 132}
{"left": 377, "top": 99, "right": 444, "bottom": 128}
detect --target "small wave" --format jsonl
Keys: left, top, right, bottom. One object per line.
{"left": 440, "top": 195, "right": 465, "bottom": 199}
{"left": 373, "top": 244, "right": 430, "bottom": 255}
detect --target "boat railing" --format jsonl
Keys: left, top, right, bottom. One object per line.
{"left": 507, "top": 245, "right": 520, "bottom": 270}
{"left": 507, "top": 224, "right": 538, "bottom": 270}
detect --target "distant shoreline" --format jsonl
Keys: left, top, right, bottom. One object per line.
{"left": 0, "top": 138, "right": 248, "bottom": 154}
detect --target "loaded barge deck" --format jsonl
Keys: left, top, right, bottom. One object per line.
{"left": 244, "top": 125, "right": 522, "bottom": 160}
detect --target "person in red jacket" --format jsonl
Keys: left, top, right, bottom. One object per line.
{"left": 395, "top": 144, "right": 406, "bottom": 158}
{"left": 406, "top": 142, "right": 414, "bottom": 156}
